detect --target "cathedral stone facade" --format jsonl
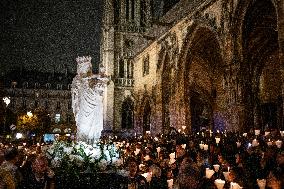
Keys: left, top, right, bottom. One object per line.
{"left": 101, "top": 0, "right": 284, "bottom": 136}
{"left": 1, "top": 0, "right": 283, "bottom": 137}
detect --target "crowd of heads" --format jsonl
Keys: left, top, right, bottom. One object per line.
{"left": 0, "top": 127, "right": 283, "bottom": 188}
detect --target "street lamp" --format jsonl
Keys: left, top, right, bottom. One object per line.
{"left": 2, "top": 97, "right": 10, "bottom": 134}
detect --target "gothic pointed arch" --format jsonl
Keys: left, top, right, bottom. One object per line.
{"left": 178, "top": 22, "right": 225, "bottom": 132}
{"left": 232, "top": 0, "right": 279, "bottom": 63}
{"left": 176, "top": 20, "right": 224, "bottom": 81}
{"left": 121, "top": 97, "right": 134, "bottom": 129}
{"left": 189, "top": 84, "right": 214, "bottom": 132}
{"left": 233, "top": 0, "right": 282, "bottom": 130}
{"left": 139, "top": 94, "right": 153, "bottom": 134}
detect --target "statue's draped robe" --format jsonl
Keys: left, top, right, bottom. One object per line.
{"left": 72, "top": 75, "right": 104, "bottom": 142}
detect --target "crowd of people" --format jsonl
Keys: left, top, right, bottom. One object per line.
{"left": 0, "top": 127, "right": 283, "bottom": 189}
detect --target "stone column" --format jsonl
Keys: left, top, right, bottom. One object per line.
{"left": 134, "top": 0, "right": 140, "bottom": 27}
{"left": 145, "top": 0, "right": 152, "bottom": 26}
{"left": 121, "top": 0, "right": 126, "bottom": 24}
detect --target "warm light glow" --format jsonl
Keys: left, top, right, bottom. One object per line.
{"left": 27, "top": 111, "right": 33, "bottom": 117}
{"left": 3, "top": 97, "right": 10, "bottom": 106}
{"left": 215, "top": 137, "right": 221, "bottom": 144}
{"left": 16, "top": 133, "right": 23, "bottom": 139}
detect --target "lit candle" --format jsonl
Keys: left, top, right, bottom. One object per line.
{"left": 276, "top": 140, "right": 282, "bottom": 148}
{"left": 236, "top": 141, "right": 241, "bottom": 148}
{"left": 156, "top": 147, "right": 161, "bottom": 153}
{"left": 215, "top": 137, "right": 221, "bottom": 144}
{"left": 203, "top": 144, "right": 208, "bottom": 151}
{"left": 252, "top": 139, "right": 258, "bottom": 147}
{"left": 255, "top": 129, "right": 260, "bottom": 136}
{"left": 167, "top": 179, "right": 174, "bottom": 189}
{"left": 228, "top": 167, "right": 230, "bottom": 172}
{"left": 267, "top": 139, "right": 272, "bottom": 146}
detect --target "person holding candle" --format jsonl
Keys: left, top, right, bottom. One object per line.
{"left": 148, "top": 163, "right": 167, "bottom": 189}
{"left": 266, "top": 169, "right": 282, "bottom": 189}
{"left": 175, "top": 143, "right": 200, "bottom": 189}
{"left": 0, "top": 147, "right": 23, "bottom": 189}
{"left": 125, "top": 157, "right": 149, "bottom": 189}
{"left": 20, "top": 154, "right": 55, "bottom": 189}
{"left": 226, "top": 166, "right": 245, "bottom": 188}
{"left": 217, "top": 153, "right": 230, "bottom": 172}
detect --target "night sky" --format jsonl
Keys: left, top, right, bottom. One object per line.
{"left": 0, "top": 0, "right": 103, "bottom": 74}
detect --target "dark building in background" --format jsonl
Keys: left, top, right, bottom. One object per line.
{"left": 1, "top": 67, "right": 76, "bottom": 135}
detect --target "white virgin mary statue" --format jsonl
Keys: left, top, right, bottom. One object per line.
{"left": 71, "top": 56, "right": 108, "bottom": 143}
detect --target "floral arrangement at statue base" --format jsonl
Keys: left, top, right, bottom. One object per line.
{"left": 44, "top": 141, "right": 123, "bottom": 188}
